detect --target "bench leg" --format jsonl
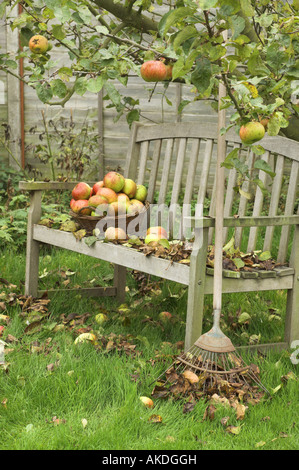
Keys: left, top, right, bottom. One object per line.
{"left": 25, "top": 191, "right": 42, "bottom": 297}
{"left": 285, "top": 225, "right": 299, "bottom": 346}
{"left": 185, "top": 227, "right": 208, "bottom": 351}
{"left": 114, "top": 264, "right": 126, "bottom": 303}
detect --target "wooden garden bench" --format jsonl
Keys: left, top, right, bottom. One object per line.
{"left": 19, "top": 121, "right": 299, "bottom": 352}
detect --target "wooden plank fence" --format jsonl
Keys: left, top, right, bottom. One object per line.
{"left": 0, "top": 12, "right": 222, "bottom": 191}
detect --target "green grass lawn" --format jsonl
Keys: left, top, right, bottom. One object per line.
{"left": 0, "top": 247, "right": 298, "bottom": 450}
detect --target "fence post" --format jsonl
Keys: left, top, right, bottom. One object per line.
{"left": 5, "top": 5, "right": 22, "bottom": 170}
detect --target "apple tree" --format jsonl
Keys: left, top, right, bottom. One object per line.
{"left": 0, "top": 0, "right": 298, "bottom": 142}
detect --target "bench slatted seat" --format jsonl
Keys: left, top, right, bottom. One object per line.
{"left": 20, "top": 122, "right": 299, "bottom": 352}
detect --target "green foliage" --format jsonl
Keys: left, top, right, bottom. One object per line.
{"left": 0, "top": 162, "right": 73, "bottom": 250}
{"left": 0, "top": 0, "right": 298, "bottom": 140}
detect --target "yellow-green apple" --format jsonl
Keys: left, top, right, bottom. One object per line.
{"left": 29, "top": 35, "right": 49, "bottom": 54}
{"left": 74, "top": 332, "right": 97, "bottom": 344}
{"left": 126, "top": 199, "right": 144, "bottom": 215}
{"left": 140, "top": 60, "right": 172, "bottom": 82}
{"left": 103, "top": 171, "right": 125, "bottom": 192}
{"left": 72, "top": 182, "right": 92, "bottom": 200}
{"left": 239, "top": 122, "right": 265, "bottom": 144}
{"left": 135, "top": 184, "right": 147, "bottom": 202}
{"left": 122, "top": 178, "right": 137, "bottom": 199}
{"left": 139, "top": 396, "right": 154, "bottom": 408}
{"left": 71, "top": 199, "right": 92, "bottom": 215}
{"left": 104, "top": 227, "right": 127, "bottom": 241}
{"left": 96, "top": 187, "right": 118, "bottom": 203}
{"left": 92, "top": 181, "right": 104, "bottom": 196}
{"left": 146, "top": 226, "right": 168, "bottom": 239}
{"left": 95, "top": 313, "right": 108, "bottom": 325}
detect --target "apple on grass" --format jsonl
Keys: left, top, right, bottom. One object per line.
{"left": 72, "top": 182, "right": 92, "bottom": 200}
{"left": 103, "top": 171, "right": 125, "bottom": 193}
{"left": 139, "top": 396, "right": 154, "bottom": 408}
{"left": 159, "top": 311, "right": 172, "bottom": 322}
{"left": 239, "top": 122, "right": 265, "bottom": 144}
{"left": 95, "top": 313, "right": 108, "bottom": 325}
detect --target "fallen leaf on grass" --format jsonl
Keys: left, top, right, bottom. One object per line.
{"left": 202, "top": 404, "right": 216, "bottom": 421}
{"left": 148, "top": 414, "right": 163, "bottom": 423}
{"left": 226, "top": 425, "right": 242, "bottom": 435}
{"left": 81, "top": 418, "right": 88, "bottom": 429}
{"left": 235, "top": 403, "right": 247, "bottom": 421}
{"left": 255, "top": 441, "right": 266, "bottom": 448}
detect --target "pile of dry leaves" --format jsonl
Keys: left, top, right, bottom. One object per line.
{"left": 151, "top": 360, "right": 266, "bottom": 415}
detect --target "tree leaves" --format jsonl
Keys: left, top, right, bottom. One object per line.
{"left": 159, "top": 7, "right": 195, "bottom": 37}
{"left": 191, "top": 57, "right": 212, "bottom": 93}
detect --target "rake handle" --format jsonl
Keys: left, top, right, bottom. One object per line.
{"left": 213, "top": 32, "right": 227, "bottom": 316}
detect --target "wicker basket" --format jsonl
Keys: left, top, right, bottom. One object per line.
{"left": 70, "top": 201, "right": 150, "bottom": 235}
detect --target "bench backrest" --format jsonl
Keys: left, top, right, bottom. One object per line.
{"left": 124, "top": 121, "right": 299, "bottom": 263}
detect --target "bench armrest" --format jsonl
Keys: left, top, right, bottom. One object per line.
{"left": 185, "top": 215, "right": 299, "bottom": 228}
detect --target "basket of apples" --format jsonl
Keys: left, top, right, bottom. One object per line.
{"left": 70, "top": 171, "right": 149, "bottom": 235}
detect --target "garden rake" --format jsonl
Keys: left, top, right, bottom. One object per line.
{"left": 151, "top": 47, "right": 270, "bottom": 398}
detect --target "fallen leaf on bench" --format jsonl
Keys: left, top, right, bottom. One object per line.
{"left": 72, "top": 229, "right": 86, "bottom": 240}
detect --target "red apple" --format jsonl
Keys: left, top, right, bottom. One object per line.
{"left": 96, "top": 187, "right": 118, "bottom": 204}
{"left": 239, "top": 122, "right": 265, "bottom": 144}
{"left": 104, "top": 227, "right": 127, "bottom": 241}
{"left": 92, "top": 181, "right": 104, "bottom": 195}
{"left": 71, "top": 199, "right": 92, "bottom": 215}
{"left": 140, "top": 60, "right": 172, "bottom": 82}
{"left": 72, "top": 182, "right": 92, "bottom": 200}
{"left": 103, "top": 171, "right": 125, "bottom": 192}
{"left": 135, "top": 184, "right": 147, "bottom": 202}
{"left": 0, "top": 325, "right": 4, "bottom": 336}
{"left": 146, "top": 226, "right": 168, "bottom": 239}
